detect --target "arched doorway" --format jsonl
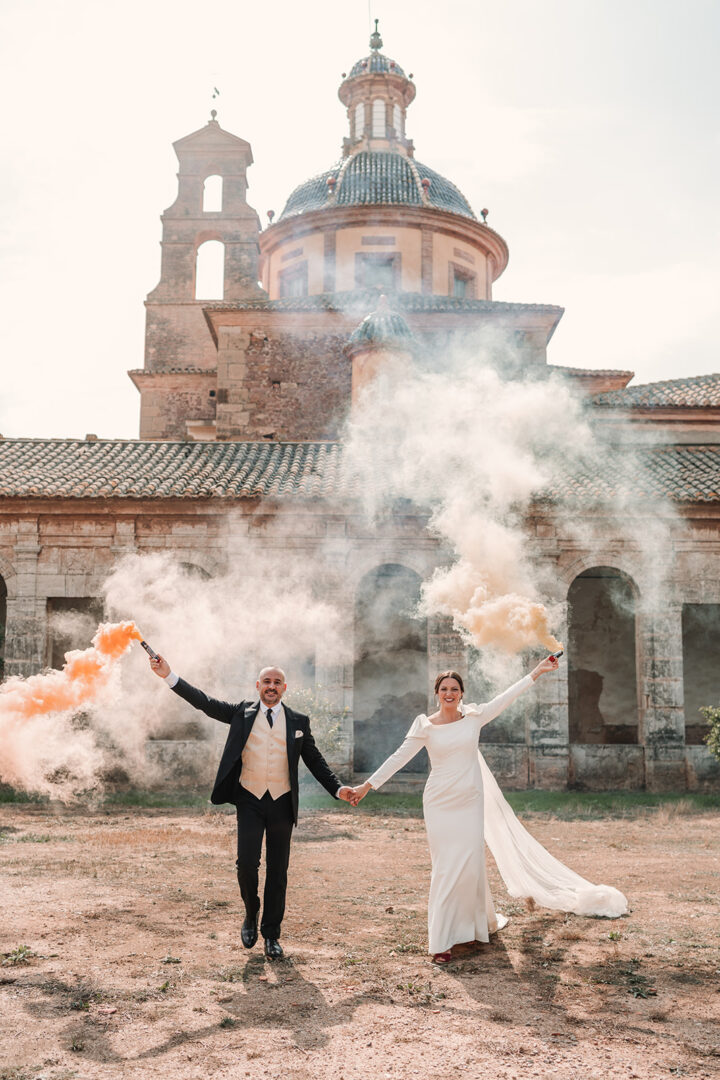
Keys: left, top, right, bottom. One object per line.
{"left": 568, "top": 567, "right": 639, "bottom": 745}
{"left": 353, "top": 564, "right": 428, "bottom": 774}
{"left": 0, "top": 575, "right": 6, "bottom": 680}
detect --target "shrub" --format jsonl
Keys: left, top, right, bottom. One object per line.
{"left": 283, "top": 685, "right": 347, "bottom": 758}
{"left": 699, "top": 705, "right": 720, "bottom": 762}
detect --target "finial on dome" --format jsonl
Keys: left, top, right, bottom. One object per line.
{"left": 210, "top": 109, "right": 218, "bottom": 122}
{"left": 369, "top": 18, "right": 383, "bottom": 51}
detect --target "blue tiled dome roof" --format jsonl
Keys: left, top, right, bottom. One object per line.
{"left": 347, "top": 52, "right": 407, "bottom": 78}
{"left": 280, "top": 151, "right": 476, "bottom": 221}
{"left": 347, "top": 302, "right": 414, "bottom": 349}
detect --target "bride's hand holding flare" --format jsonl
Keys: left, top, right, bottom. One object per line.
{"left": 530, "top": 653, "right": 561, "bottom": 681}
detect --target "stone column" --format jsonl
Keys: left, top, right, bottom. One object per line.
{"left": 315, "top": 527, "right": 354, "bottom": 774}
{"left": 528, "top": 606, "right": 569, "bottom": 789}
{"left": 638, "top": 604, "right": 686, "bottom": 791}
{"left": 323, "top": 228, "right": 337, "bottom": 294}
{"left": 426, "top": 614, "right": 464, "bottom": 712}
{"left": 5, "top": 519, "right": 45, "bottom": 678}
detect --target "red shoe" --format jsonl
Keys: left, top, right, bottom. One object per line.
{"left": 432, "top": 951, "right": 452, "bottom": 964}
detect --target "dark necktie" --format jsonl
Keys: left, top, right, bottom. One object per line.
{"left": 266, "top": 707, "right": 274, "bottom": 728}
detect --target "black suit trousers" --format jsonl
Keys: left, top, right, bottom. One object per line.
{"left": 235, "top": 786, "right": 294, "bottom": 940}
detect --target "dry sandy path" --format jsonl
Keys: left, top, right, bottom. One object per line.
{"left": 1, "top": 803, "right": 719, "bottom": 1079}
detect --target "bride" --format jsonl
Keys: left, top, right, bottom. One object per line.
{"left": 350, "top": 659, "right": 627, "bottom": 963}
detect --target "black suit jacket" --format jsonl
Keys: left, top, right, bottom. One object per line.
{"left": 171, "top": 677, "right": 342, "bottom": 825}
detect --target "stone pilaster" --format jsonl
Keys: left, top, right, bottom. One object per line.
{"left": 315, "top": 549, "right": 354, "bottom": 773}
{"left": 528, "top": 606, "right": 569, "bottom": 788}
{"left": 427, "top": 614, "right": 465, "bottom": 712}
{"left": 638, "top": 604, "right": 686, "bottom": 791}
{"left": 5, "top": 519, "right": 45, "bottom": 678}
{"left": 420, "top": 227, "right": 433, "bottom": 294}
{"left": 323, "top": 228, "right": 337, "bottom": 293}
{"left": 528, "top": 664, "right": 569, "bottom": 788}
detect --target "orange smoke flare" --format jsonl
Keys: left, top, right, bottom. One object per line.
{"left": 0, "top": 621, "right": 142, "bottom": 721}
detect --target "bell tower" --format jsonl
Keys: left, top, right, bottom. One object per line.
{"left": 132, "top": 113, "right": 267, "bottom": 440}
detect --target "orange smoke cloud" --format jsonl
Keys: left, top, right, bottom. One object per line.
{"left": 0, "top": 621, "right": 142, "bottom": 722}
{"left": 424, "top": 561, "right": 563, "bottom": 654}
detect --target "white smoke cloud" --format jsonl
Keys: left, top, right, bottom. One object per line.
{"left": 343, "top": 346, "right": 596, "bottom": 667}
{"left": 0, "top": 537, "right": 346, "bottom": 800}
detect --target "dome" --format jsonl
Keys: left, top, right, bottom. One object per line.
{"left": 279, "top": 151, "right": 476, "bottom": 221}
{"left": 347, "top": 297, "right": 415, "bottom": 351}
{"left": 346, "top": 52, "right": 407, "bottom": 79}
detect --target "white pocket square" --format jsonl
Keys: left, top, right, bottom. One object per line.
{"left": 295, "top": 730, "right": 303, "bottom": 738}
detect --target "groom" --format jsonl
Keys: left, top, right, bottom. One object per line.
{"left": 149, "top": 656, "right": 355, "bottom": 959}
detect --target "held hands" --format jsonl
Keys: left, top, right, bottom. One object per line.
{"left": 338, "top": 782, "right": 372, "bottom": 807}
{"left": 149, "top": 654, "right": 171, "bottom": 679}
{"left": 530, "top": 654, "right": 561, "bottom": 681}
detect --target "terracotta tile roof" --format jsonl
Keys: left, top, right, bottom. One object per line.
{"left": 128, "top": 367, "right": 214, "bottom": 376}
{"left": 1, "top": 440, "right": 720, "bottom": 505}
{"left": 543, "top": 446, "right": 720, "bottom": 504}
{"left": 0, "top": 440, "right": 346, "bottom": 499}
{"left": 593, "top": 373, "right": 720, "bottom": 408}
{"left": 549, "top": 365, "right": 635, "bottom": 379}
{"left": 203, "top": 290, "right": 563, "bottom": 318}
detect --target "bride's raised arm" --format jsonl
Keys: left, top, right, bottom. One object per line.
{"left": 351, "top": 715, "right": 428, "bottom": 803}
{"left": 476, "top": 655, "right": 559, "bottom": 728}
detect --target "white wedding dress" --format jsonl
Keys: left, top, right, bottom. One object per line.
{"left": 366, "top": 675, "right": 627, "bottom": 955}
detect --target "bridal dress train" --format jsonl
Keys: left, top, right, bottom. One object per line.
{"left": 366, "top": 675, "right": 627, "bottom": 955}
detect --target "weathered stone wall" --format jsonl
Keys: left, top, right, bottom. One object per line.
{"left": 144, "top": 303, "right": 219, "bottom": 373}
{"left": 0, "top": 497, "right": 719, "bottom": 791}
{"left": 216, "top": 330, "right": 352, "bottom": 440}
{"left": 136, "top": 374, "right": 217, "bottom": 440}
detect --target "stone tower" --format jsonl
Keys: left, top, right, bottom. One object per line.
{"left": 132, "top": 114, "right": 266, "bottom": 440}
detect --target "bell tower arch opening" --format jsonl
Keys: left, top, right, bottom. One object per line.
{"left": 195, "top": 239, "right": 225, "bottom": 299}
{"left": 202, "top": 174, "right": 223, "bottom": 212}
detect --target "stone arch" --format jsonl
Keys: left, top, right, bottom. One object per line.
{"left": 202, "top": 174, "right": 223, "bottom": 212}
{"left": 346, "top": 546, "right": 438, "bottom": 592}
{"left": 195, "top": 239, "right": 225, "bottom": 299}
{"left": 0, "top": 573, "right": 6, "bottom": 678}
{"left": 567, "top": 566, "right": 639, "bottom": 745}
{"left": 0, "top": 553, "right": 16, "bottom": 597}
{"left": 557, "top": 550, "right": 641, "bottom": 591}
{"left": 353, "top": 563, "right": 428, "bottom": 774}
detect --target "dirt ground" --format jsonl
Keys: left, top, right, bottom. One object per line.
{"left": 1, "top": 800, "right": 719, "bottom": 1080}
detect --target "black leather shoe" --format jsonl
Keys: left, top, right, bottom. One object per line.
{"left": 264, "top": 937, "right": 284, "bottom": 960}
{"left": 241, "top": 917, "right": 258, "bottom": 949}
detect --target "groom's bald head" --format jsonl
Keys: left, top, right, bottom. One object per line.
{"left": 256, "top": 667, "right": 287, "bottom": 706}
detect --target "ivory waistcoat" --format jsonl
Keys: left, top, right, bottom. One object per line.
{"left": 240, "top": 705, "right": 291, "bottom": 800}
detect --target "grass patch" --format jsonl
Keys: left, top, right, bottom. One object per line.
{"left": 505, "top": 790, "right": 720, "bottom": 820}
{"left": 0, "top": 783, "right": 46, "bottom": 804}
{"left": 300, "top": 789, "right": 720, "bottom": 820}
{"left": 300, "top": 791, "right": 425, "bottom": 815}
{"left": 102, "top": 790, "right": 211, "bottom": 809}
{"left": 2, "top": 945, "right": 35, "bottom": 966}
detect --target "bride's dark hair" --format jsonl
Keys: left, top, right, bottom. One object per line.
{"left": 433, "top": 670, "right": 464, "bottom": 695}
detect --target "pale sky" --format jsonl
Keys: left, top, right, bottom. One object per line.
{"left": 1, "top": 0, "right": 718, "bottom": 439}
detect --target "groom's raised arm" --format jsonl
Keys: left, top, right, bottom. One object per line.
{"left": 149, "top": 654, "right": 237, "bottom": 725}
